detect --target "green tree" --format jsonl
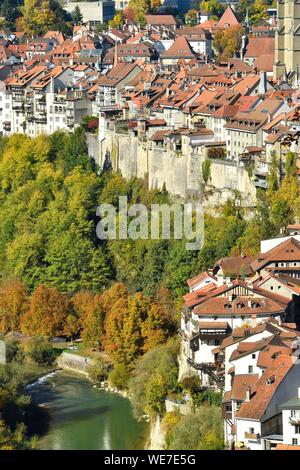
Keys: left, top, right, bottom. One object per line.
{"left": 23, "top": 336, "right": 56, "bottom": 366}
{"left": 213, "top": 25, "right": 244, "bottom": 60}
{"left": 108, "top": 363, "right": 130, "bottom": 390}
{"left": 129, "top": 339, "right": 179, "bottom": 418}
{"left": 167, "top": 406, "right": 224, "bottom": 450}
{"left": 200, "top": 0, "right": 225, "bottom": 18}
{"left": 72, "top": 5, "right": 83, "bottom": 25}
{"left": 21, "top": 0, "right": 55, "bottom": 36}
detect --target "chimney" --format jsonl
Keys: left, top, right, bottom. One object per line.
{"left": 245, "top": 386, "right": 251, "bottom": 401}
{"left": 259, "top": 71, "right": 267, "bottom": 95}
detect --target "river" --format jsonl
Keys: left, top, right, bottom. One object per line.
{"left": 27, "top": 370, "right": 148, "bottom": 450}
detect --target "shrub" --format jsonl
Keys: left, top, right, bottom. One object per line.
{"left": 180, "top": 375, "right": 200, "bottom": 392}
{"left": 207, "top": 147, "right": 226, "bottom": 160}
{"left": 23, "top": 337, "right": 56, "bottom": 366}
{"left": 129, "top": 339, "right": 179, "bottom": 418}
{"left": 167, "top": 406, "right": 224, "bottom": 450}
{"left": 87, "top": 357, "right": 111, "bottom": 383}
{"left": 108, "top": 363, "right": 130, "bottom": 390}
{"left": 5, "top": 339, "right": 24, "bottom": 363}
{"left": 192, "top": 390, "right": 223, "bottom": 408}
{"left": 202, "top": 160, "right": 211, "bottom": 184}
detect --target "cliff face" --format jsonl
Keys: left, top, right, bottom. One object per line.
{"left": 94, "top": 129, "right": 257, "bottom": 209}
{"left": 147, "top": 415, "right": 166, "bottom": 450}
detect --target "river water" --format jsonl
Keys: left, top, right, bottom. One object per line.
{"left": 27, "top": 371, "right": 148, "bottom": 450}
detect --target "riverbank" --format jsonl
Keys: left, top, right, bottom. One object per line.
{"left": 28, "top": 370, "right": 149, "bottom": 450}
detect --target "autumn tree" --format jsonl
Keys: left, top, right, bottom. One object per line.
{"left": 0, "top": 279, "right": 29, "bottom": 334}
{"left": 213, "top": 25, "right": 244, "bottom": 60}
{"left": 200, "top": 0, "right": 225, "bottom": 19}
{"left": 21, "top": 0, "right": 55, "bottom": 36}
{"left": 81, "top": 295, "right": 106, "bottom": 347}
{"left": 250, "top": 0, "right": 268, "bottom": 25}
{"left": 150, "top": 0, "right": 161, "bottom": 12}
{"left": 20, "top": 285, "right": 73, "bottom": 337}
{"left": 185, "top": 9, "right": 198, "bottom": 26}
{"left": 109, "top": 12, "right": 125, "bottom": 29}
{"left": 128, "top": 0, "right": 150, "bottom": 23}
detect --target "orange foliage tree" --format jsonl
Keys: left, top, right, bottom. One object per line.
{"left": 20, "top": 284, "right": 74, "bottom": 337}
{"left": 0, "top": 279, "right": 29, "bottom": 334}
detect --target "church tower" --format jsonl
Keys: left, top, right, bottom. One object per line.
{"left": 274, "top": 0, "right": 300, "bottom": 80}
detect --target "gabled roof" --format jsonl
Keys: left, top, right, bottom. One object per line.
{"left": 251, "top": 237, "right": 300, "bottom": 272}
{"left": 161, "top": 37, "right": 196, "bottom": 59}
{"left": 214, "top": 255, "right": 255, "bottom": 277}
{"left": 145, "top": 14, "right": 176, "bottom": 26}
{"left": 244, "top": 37, "right": 275, "bottom": 59}
{"left": 231, "top": 374, "right": 259, "bottom": 401}
{"left": 236, "top": 355, "right": 294, "bottom": 420}
{"left": 216, "top": 6, "right": 239, "bottom": 29}
{"left": 187, "top": 271, "right": 217, "bottom": 289}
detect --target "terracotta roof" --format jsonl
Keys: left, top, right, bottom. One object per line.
{"left": 161, "top": 37, "right": 196, "bottom": 59}
{"left": 198, "top": 321, "right": 229, "bottom": 330}
{"left": 231, "top": 374, "right": 259, "bottom": 401}
{"left": 236, "top": 355, "right": 294, "bottom": 420}
{"left": 222, "top": 390, "right": 232, "bottom": 402}
{"left": 254, "top": 53, "right": 275, "bottom": 73}
{"left": 145, "top": 14, "right": 176, "bottom": 26}
{"left": 257, "top": 344, "right": 291, "bottom": 369}
{"left": 276, "top": 444, "right": 300, "bottom": 450}
{"left": 216, "top": 6, "right": 239, "bottom": 29}
{"left": 150, "top": 130, "right": 168, "bottom": 142}
{"left": 187, "top": 271, "right": 216, "bottom": 289}
{"left": 214, "top": 256, "right": 255, "bottom": 277}
{"left": 176, "top": 27, "right": 207, "bottom": 39}
{"left": 193, "top": 295, "right": 286, "bottom": 317}
{"left": 245, "top": 37, "right": 275, "bottom": 59}
{"left": 97, "top": 63, "right": 140, "bottom": 87}
{"left": 233, "top": 74, "right": 261, "bottom": 95}
{"left": 229, "top": 336, "right": 275, "bottom": 362}
{"left": 251, "top": 237, "right": 300, "bottom": 272}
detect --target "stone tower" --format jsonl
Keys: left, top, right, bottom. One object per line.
{"left": 274, "top": 0, "right": 300, "bottom": 80}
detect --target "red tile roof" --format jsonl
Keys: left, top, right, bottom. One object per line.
{"left": 216, "top": 6, "right": 239, "bottom": 29}
{"left": 251, "top": 237, "right": 300, "bottom": 272}
{"left": 231, "top": 374, "right": 259, "bottom": 401}
{"left": 187, "top": 271, "right": 216, "bottom": 289}
{"left": 145, "top": 14, "right": 176, "bottom": 26}
{"left": 214, "top": 256, "right": 255, "bottom": 276}
{"left": 244, "top": 37, "right": 275, "bottom": 59}
{"left": 236, "top": 355, "right": 294, "bottom": 420}
{"left": 161, "top": 37, "right": 196, "bottom": 59}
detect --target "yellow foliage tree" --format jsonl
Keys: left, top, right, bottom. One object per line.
{"left": 21, "top": 0, "right": 55, "bottom": 36}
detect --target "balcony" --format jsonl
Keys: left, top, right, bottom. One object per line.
{"left": 12, "top": 102, "right": 24, "bottom": 111}
{"left": 187, "top": 358, "right": 224, "bottom": 387}
{"left": 34, "top": 115, "right": 47, "bottom": 124}
{"left": 3, "top": 122, "right": 11, "bottom": 131}
{"left": 244, "top": 432, "right": 260, "bottom": 440}
{"left": 254, "top": 179, "right": 268, "bottom": 189}
{"left": 35, "top": 94, "right": 46, "bottom": 102}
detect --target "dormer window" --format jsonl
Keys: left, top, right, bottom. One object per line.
{"left": 266, "top": 375, "right": 275, "bottom": 385}
{"left": 224, "top": 302, "right": 232, "bottom": 309}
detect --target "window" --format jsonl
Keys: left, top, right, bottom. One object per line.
{"left": 291, "top": 410, "right": 296, "bottom": 418}
{"left": 252, "top": 354, "right": 256, "bottom": 359}
{"left": 295, "top": 425, "right": 300, "bottom": 434}
{"left": 215, "top": 339, "right": 220, "bottom": 346}
{"left": 248, "top": 365, "right": 253, "bottom": 373}
{"left": 292, "top": 438, "right": 298, "bottom": 445}
{"left": 249, "top": 427, "right": 254, "bottom": 434}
